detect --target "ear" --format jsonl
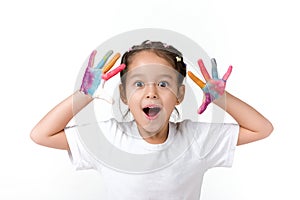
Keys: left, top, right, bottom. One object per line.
{"left": 176, "top": 85, "right": 185, "bottom": 105}
{"left": 119, "top": 84, "right": 128, "bottom": 104}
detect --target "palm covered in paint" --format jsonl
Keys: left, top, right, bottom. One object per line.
{"left": 80, "top": 50, "right": 125, "bottom": 98}
{"left": 188, "top": 58, "right": 232, "bottom": 114}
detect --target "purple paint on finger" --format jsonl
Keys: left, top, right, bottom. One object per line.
{"left": 88, "top": 50, "right": 97, "bottom": 68}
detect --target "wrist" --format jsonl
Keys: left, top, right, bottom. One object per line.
{"left": 70, "top": 90, "right": 94, "bottom": 115}
{"left": 213, "top": 91, "right": 227, "bottom": 109}
{"left": 76, "top": 90, "right": 94, "bottom": 101}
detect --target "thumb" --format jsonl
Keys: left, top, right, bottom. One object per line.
{"left": 197, "top": 93, "right": 212, "bottom": 114}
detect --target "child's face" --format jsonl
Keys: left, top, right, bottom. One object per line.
{"left": 120, "top": 51, "right": 185, "bottom": 137}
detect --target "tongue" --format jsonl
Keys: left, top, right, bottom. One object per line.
{"left": 147, "top": 107, "right": 160, "bottom": 117}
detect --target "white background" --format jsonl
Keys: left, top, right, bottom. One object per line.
{"left": 0, "top": 0, "right": 299, "bottom": 199}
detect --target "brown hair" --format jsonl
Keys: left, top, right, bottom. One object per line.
{"left": 120, "top": 40, "right": 186, "bottom": 84}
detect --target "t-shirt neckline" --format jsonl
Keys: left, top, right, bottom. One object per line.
{"left": 131, "top": 120, "right": 175, "bottom": 151}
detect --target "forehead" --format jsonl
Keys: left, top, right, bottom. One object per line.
{"left": 128, "top": 51, "right": 173, "bottom": 70}
{"left": 125, "top": 64, "right": 178, "bottom": 80}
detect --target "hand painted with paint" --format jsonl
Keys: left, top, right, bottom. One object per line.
{"left": 80, "top": 50, "right": 126, "bottom": 98}
{"left": 188, "top": 58, "right": 232, "bottom": 114}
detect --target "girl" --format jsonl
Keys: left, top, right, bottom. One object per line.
{"left": 30, "top": 40, "right": 273, "bottom": 199}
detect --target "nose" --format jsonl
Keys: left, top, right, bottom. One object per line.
{"left": 145, "top": 83, "right": 158, "bottom": 99}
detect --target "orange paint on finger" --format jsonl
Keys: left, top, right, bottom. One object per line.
{"left": 188, "top": 71, "right": 205, "bottom": 89}
{"left": 102, "top": 53, "right": 121, "bottom": 73}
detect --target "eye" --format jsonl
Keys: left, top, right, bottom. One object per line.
{"left": 134, "top": 81, "right": 144, "bottom": 87}
{"left": 158, "top": 81, "right": 168, "bottom": 88}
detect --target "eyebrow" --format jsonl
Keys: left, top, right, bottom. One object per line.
{"left": 127, "top": 73, "right": 174, "bottom": 80}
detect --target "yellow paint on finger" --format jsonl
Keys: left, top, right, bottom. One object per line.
{"left": 103, "top": 53, "right": 121, "bottom": 73}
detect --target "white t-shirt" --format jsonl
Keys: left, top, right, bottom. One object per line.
{"left": 65, "top": 119, "right": 239, "bottom": 200}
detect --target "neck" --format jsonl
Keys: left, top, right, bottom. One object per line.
{"left": 137, "top": 122, "right": 169, "bottom": 144}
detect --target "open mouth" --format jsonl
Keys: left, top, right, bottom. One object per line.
{"left": 143, "top": 106, "right": 161, "bottom": 119}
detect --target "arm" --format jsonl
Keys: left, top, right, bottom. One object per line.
{"left": 30, "top": 91, "right": 92, "bottom": 150}
{"left": 188, "top": 58, "right": 273, "bottom": 146}
{"left": 30, "top": 50, "right": 125, "bottom": 150}
{"left": 214, "top": 92, "right": 273, "bottom": 145}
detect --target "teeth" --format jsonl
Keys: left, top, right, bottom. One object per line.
{"left": 143, "top": 107, "right": 161, "bottom": 117}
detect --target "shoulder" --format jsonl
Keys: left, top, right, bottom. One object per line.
{"left": 66, "top": 118, "right": 135, "bottom": 132}
{"left": 170, "top": 119, "right": 210, "bottom": 133}
{"left": 170, "top": 120, "right": 239, "bottom": 157}
{"left": 171, "top": 119, "right": 238, "bottom": 134}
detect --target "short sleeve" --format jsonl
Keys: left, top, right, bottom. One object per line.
{"left": 203, "top": 123, "right": 239, "bottom": 169}
{"left": 64, "top": 125, "right": 95, "bottom": 170}
{"left": 64, "top": 119, "right": 121, "bottom": 171}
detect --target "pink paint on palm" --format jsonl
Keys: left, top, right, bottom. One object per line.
{"left": 192, "top": 58, "right": 233, "bottom": 115}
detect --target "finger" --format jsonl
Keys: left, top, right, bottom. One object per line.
{"left": 211, "top": 58, "right": 219, "bottom": 79}
{"left": 198, "top": 93, "right": 212, "bottom": 114}
{"left": 95, "top": 50, "right": 113, "bottom": 69}
{"left": 198, "top": 103, "right": 208, "bottom": 114}
{"left": 102, "top": 64, "right": 126, "bottom": 81}
{"left": 222, "top": 65, "right": 233, "bottom": 81}
{"left": 198, "top": 59, "right": 211, "bottom": 81}
{"left": 188, "top": 71, "right": 205, "bottom": 89}
{"left": 102, "top": 52, "right": 121, "bottom": 74}
{"left": 87, "top": 50, "right": 97, "bottom": 68}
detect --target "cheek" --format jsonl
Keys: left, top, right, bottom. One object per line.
{"left": 160, "top": 92, "right": 178, "bottom": 106}
{"left": 126, "top": 89, "right": 142, "bottom": 106}
{"left": 123, "top": 84, "right": 133, "bottom": 100}
{"left": 161, "top": 87, "right": 180, "bottom": 100}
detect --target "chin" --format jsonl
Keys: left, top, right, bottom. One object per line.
{"left": 143, "top": 118, "right": 169, "bottom": 135}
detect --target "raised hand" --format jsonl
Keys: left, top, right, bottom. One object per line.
{"left": 188, "top": 58, "right": 232, "bottom": 114}
{"left": 80, "top": 50, "right": 126, "bottom": 98}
